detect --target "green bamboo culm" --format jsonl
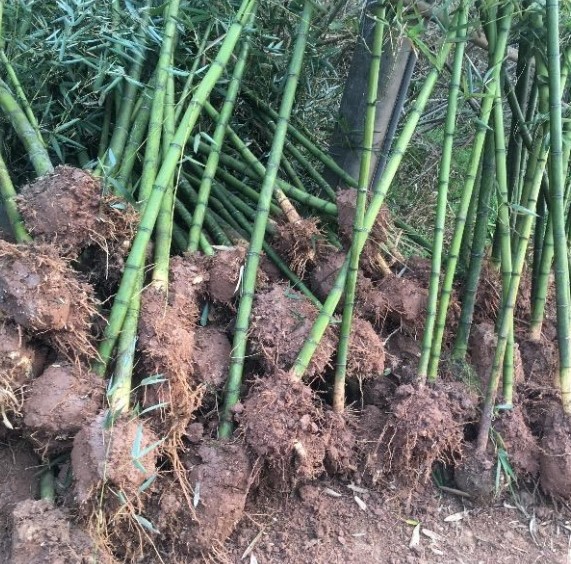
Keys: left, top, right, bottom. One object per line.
{"left": 476, "top": 136, "right": 549, "bottom": 452}
{"left": 94, "top": 0, "right": 257, "bottom": 377}
{"left": 451, "top": 131, "right": 495, "bottom": 361}
{"left": 0, "top": 150, "right": 31, "bottom": 243}
{"left": 218, "top": 0, "right": 314, "bottom": 439}
{"left": 426, "top": 1, "right": 513, "bottom": 381}
{"left": 417, "top": 0, "right": 468, "bottom": 380}
{"left": 152, "top": 61, "right": 177, "bottom": 291}
{"left": 544, "top": 0, "right": 571, "bottom": 412}
{"left": 188, "top": 14, "right": 255, "bottom": 251}
{"left": 0, "top": 79, "right": 52, "bottom": 177}
{"left": 292, "top": 20, "right": 458, "bottom": 379}
{"left": 333, "top": 3, "right": 386, "bottom": 413}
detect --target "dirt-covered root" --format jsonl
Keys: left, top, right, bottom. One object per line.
{"left": 473, "top": 262, "right": 531, "bottom": 326}
{"left": 336, "top": 189, "right": 402, "bottom": 278}
{"left": 71, "top": 413, "right": 158, "bottom": 505}
{"left": 156, "top": 442, "right": 252, "bottom": 557}
{"left": 366, "top": 383, "right": 476, "bottom": 490}
{"left": 138, "top": 286, "right": 196, "bottom": 379}
{"left": 0, "top": 442, "right": 40, "bottom": 560}
{"left": 468, "top": 322, "right": 524, "bottom": 394}
{"left": 310, "top": 249, "right": 346, "bottom": 303}
{"left": 249, "top": 284, "right": 337, "bottom": 379}
{"left": 240, "top": 371, "right": 328, "bottom": 487}
{"left": 193, "top": 326, "right": 231, "bottom": 389}
{"left": 493, "top": 407, "right": 539, "bottom": 479}
{"left": 454, "top": 443, "right": 495, "bottom": 505}
{"left": 23, "top": 363, "right": 104, "bottom": 454}
{"left": 323, "top": 411, "right": 358, "bottom": 478}
{"left": 169, "top": 252, "right": 209, "bottom": 307}
{"left": 539, "top": 406, "right": 571, "bottom": 499}
{"left": 373, "top": 275, "right": 428, "bottom": 335}
{"left": 17, "top": 165, "right": 136, "bottom": 259}
{"left": 0, "top": 322, "right": 41, "bottom": 429}
{"left": 10, "top": 499, "right": 111, "bottom": 564}
{"left": 273, "top": 218, "right": 326, "bottom": 277}
{"left": 207, "top": 246, "right": 247, "bottom": 305}
{"left": 0, "top": 241, "right": 99, "bottom": 361}
{"left": 346, "top": 317, "right": 385, "bottom": 382}
{"left": 518, "top": 337, "right": 559, "bottom": 388}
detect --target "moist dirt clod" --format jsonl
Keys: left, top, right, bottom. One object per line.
{"left": 71, "top": 413, "right": 158, "bottom": 505}
{"left": 0, "top": 241, "right": 99, "bottom": 361}
{"left": 23, "top": 363, "right": 104, "bottom": 454}
{"left": 454, "top": 444, "right": 496, "bottom": 505}
{"left": 193, "top": 326, "right": 232, "bottom": 389}
{"left": 250, "top": 284, "right": 337, "bottom": 379}
{"left": 207, "top": 246, "right": 246, "bottom": 305}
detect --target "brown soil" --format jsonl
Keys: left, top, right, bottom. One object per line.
{"left": 310, "top": 249, "right": 347, "bottom": 303}
{"left": 366, "top": 383, "right": 476, "bottom": 492}
{"left": 468, "top": 322, "right": 524, "bottom": 393}
{"left": 0, "top": 441, "right": 40, "bottom": 561}
{"left": 249, "top": 284, "right": 337, "bottom": 379}
{"left": 454, "top": 444, "right": 496, "bottom": 505}
{"left": 71, "top": 413, "right": 158, "bottom": 505}
{"left": 375, "top": 275, "right": 428, "bottom": 335}
{"left": 518, "top": 337, "right": 559, "bottom": 388}
{"left": 240, "top": 371, "right": 329, "bottom": 487}
{"left": 225, "top": 477, "right": 569, "bottom": 564}
{"left": 0, "top": 241, "right": 99, "bottom": 361}
{"left": 9, "top": 499, "right": 108, "bottom": 564}
{"left": 0, "top": 322, "right": 40, "bottom": 429}
{"left": 23, "top": 363, "right": 104, "bottom": 455}
{"left": 156, "top": 442, "right": 252, "bottom": 557}
{"left": 539, "top": 405, "right": 571, "bottom": 498}
{"left": 493, "top": 407, "right": 540, "bottom": 478}
{"left": 17, "top": 165, "right": 136, "bottom": 261}
{"left": 207, "top": 246, "right": 247, "bottom": 305}
{"left": 273, "top": 218, "right": 326, "bottom": 277}
{"left": 346, "top": 317, "right": 385, "bottom": 381}
{"left": 193, "top": 326, "right": 231, "bottom": 388}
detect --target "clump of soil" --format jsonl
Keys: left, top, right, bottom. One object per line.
{"left": 0, "top": 322, "right": 39, "bottom": 428}
{"left": 10, "top": 499, "right": 108, "bottom": 564}
{"left": 367, "top": 383, "right": 475, "bottom": 491}
{"left": 71, "top": 413, "right": 158, "bottom": 504}
{"left": 207, "top": 246, "right": 246, "bottom": 305}
{"left": 468, "top": 322, "right": 524, "bottom": 393}
{"left": 323, "top": 411, "right": 358, "bottom": 477}
{"left": 454, "top": 444, "right": 496, "bottom": 505}
{"left": 518, "top": 337, "right": 558, "bottom": 388}
{"left": 0, "top": 241, "right": 99, "bottom": 361}
{"left": 0, "top": 442, "right": 40, "bottom": 560}
{"left": 240, "top": 371, "right": 328, "bottom": 486}
{"left": 336, "top": 189, "right": 400, "bottom": 278}
{"left": 346, "top": 317, "right": 385, "bottom": 381}
{"left": 193, "top": 327, "right": 231, "bottom": 389}
{"left": 169, "top": 253, "right": 209, "bottom": 307}
{"left": 23, "top": 363, "right": 104, "bottom": 454}
{"left": 493, "top": 407, "right": 539, "bottom": 478}
{"left": 274, "top": 218, "right": 326, "bottom": 277}
{"left": 138, "top": 287, "right": 196, "bottom": 382}
{"left": 17, "top": 165, "right": 136, "bottom": 260}
{"left": 158, "top": 442, "right": 252, "bottom": 556}
{"left": 249, "top": 284, "right": 337, "bottom": 379}
{"left": 539, "top": 406, "right": 571, "bottom": 498}
{"left": 310, "top": 249, "right": 346, "bottom": 302}
{"left": 375, "top": 275, "right": 428, "bottom": 335}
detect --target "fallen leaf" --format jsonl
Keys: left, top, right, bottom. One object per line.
{"left": 354, "top": 496, "right": 367, "bottom": 512}
{"left": 324, "top": 488, "right": 342, "bottom": 498}
{"left": 444, "top": 512, "right": 465, "bottom": 522}
{"left": 422, "top": 528, "right": 442, "bottom": 542}
{"left": 409, "top": 524, "right": 421, "bottom": 549}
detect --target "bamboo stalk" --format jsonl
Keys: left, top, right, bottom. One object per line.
{"left": 418, "top": 0, "right": 468, "bottom": 378}
{"left": 333, "top": 3, "right": 386, "bottom": 412}
{"left": 219, "top": 0, "right": 314, "bottom": 438}
{"left": 0, "top": 149, "right": 31, "bottom": 243}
